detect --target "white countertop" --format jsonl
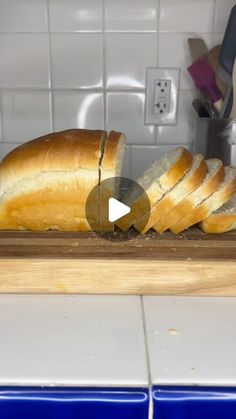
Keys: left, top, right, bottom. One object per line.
{"left": 144, "top": 296, "right": 236, "bottom": 387}
{"left": 2, "top": 294, "right": 236, "bottom": 388}
{"left": 0, "top": 295, "right": 148, "bottom": 387}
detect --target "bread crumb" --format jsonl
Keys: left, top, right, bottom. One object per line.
{"left": 168, "top": 328, "right": 178, "bottom": 335}
{"left": 72, "top": 242, "right": 79, "bottom": 247}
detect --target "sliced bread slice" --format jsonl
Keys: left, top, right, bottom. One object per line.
{"left": 167, "top": 159, "right": 224, "bottom": 233}
{"left": 116, "top": 147, "right": 192, "bottom": 231}
{"left": 199, "top": 195, "right": 236, "bottom": 233}
{"left": 135, "top": 154, "right": 207, "bottom": 234}
{"left": 171, "top": 166, "right": 236, "bottom": 234}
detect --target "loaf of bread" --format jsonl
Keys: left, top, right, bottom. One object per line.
{"left": 1, "top": 132, "right": 235, "bottom": 235}
{"left": 0, "top": 129, "right": 125, "bottom": 231}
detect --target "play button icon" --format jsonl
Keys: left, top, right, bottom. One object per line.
{"left": 85, "top": 176, "right": 150, "bottom": 241}
{"left": 108, "top": 198, "right": 131, "bottom": 222}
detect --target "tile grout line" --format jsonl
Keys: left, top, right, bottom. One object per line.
{"left": 212, "top": 0, "right": 217, "bottom": 41}
{"left": 0, "top": 30, "right": 215, "bottom": 35}
{"left": 127, "top": 144, "right": 131, "bottom": 179}
{"left": 0, "top": 86, "right": 195, "bottom": 94}
{"left": 46, "top": 0, "right": 54, "bottom": 132}
{"left": 157, "top": 0, "right": 160, "bottom": 67}
{"left": 155, "top": 0, "right": 161, "bottom": 144}
{"left": 140, "top": 296, "right": 153, "bottom": 419}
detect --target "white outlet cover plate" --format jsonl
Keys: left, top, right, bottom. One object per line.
{"left": 145, "top": 67, "right": 180, "bottom": 126}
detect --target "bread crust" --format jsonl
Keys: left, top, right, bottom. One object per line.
{"left": 157, "top": 160, "right": 224, "bottom": 233}
{"left": 117, "top": 147, "right": 192, "bottom": 232}
{"left": 0, "top": 129, "right": 106, "bottom": 196}
{"left": 200, "top": 214, "right": 236, "bottom": 233}
{"left": 0, "top": 129, "right": 108, "bottom": 231}
{"left": 159, "top": 148, "right": 193, "bottom": 190}
{"left": 100, "top": 131, "right": 126, "bottom": 231}
{"left": 135, "top": 154, "right": 206, "bottom": 234}
{"left": 101, "top": 130, "right": 125, "bottom": 174}
{"left": 171, "top": 169, "right": 236, "bottom": 234}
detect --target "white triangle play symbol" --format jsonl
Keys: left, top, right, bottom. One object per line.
{"left": 108, "top": 197, "right": 131, "bottom": 223}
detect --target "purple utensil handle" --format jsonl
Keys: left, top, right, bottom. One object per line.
{"left": 188, "top": 57, "right": 222, "bottom": 104}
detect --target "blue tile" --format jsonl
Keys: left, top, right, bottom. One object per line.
{"left": 153, "top": 386, "right": 236, "bottom": 419}
{"left": 0, "top": 387, "right": 149, "bottom": 419}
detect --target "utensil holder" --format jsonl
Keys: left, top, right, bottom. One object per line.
{"left": 194, "top": 117, "right": 236, "bottom": 165}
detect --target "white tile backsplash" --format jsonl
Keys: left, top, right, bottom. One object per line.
{"left": 156, "top": 90, "right": 196, "bottom": 145}
{"left": 0, "top": 0, "right": 234, "bottom": 175}
{"left": 0, "top": 0, "right": 48, "bottom": 32}
{"left": 0, "top": 142, "right": 21, "bottom": 159}
{"left": 213, "top": 32, "right": 224, "bottom": 45}
{"left": 1, "top": 90, "right": 51, "bottom": 142}
{"left": 105, "top": 0, "right": 158, "bottom": 32}
{"left": 130, "top": 144, "right": 192, "bottom": 180}
{"left": 0, "top": 107, "right": 2, "bottom": 141}
{"left": 130, "top": 145, "right": 174, "bottom": 180}
{"left": 49, "top": 0, "right": 103, "bottom": 33}
{"left": 106, "top": 34, "right": 157, "bottom": 89}
{"left": 53, "top": 91, "right": 104, "bottom": 131}
{"left": 123, "top": 145, "right": 131, "bottom": 178}
{"left": 214, "top": 0, "right": 235, "bottom": 33}
{"left": 106, "top": 92, "right": 155, "bottom": 144}
{"left": 51, "top": 34, "right": 103, "bottom": 88}
{"left": 0, "top": 34, "right": 50, "bottom": 88}
{"left": 159, "top": 0, "right": 214, "bottom": 33}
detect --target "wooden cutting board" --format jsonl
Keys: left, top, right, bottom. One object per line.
{"left": 0, "top": 229, "right": 236, "bottom": 296}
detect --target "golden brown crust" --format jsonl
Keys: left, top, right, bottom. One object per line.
{"left": 159, "top": 148, "right": 193, "bottom": 190}
{"left": 0, "top": 129, "right": 109, "bottom": 231}
{"left": 101, "top": 130, "right": 125, "bottom": 173}
{"left": 117, "top": 148, "right": 193, "bottom": 232}
{"left": 0, "top": 179, "right": 99, "bottom": 231}
{"left": 0, "top": 129, "right": 106, "bottom": 195}
{"left": 171, "top": 174, "right": 236, "bottom": 234}
{"left": 136, "top": 155, "right": 207, "bottom": 234}
{"left": 200, "top": 214, "right": 236, "bottom": 233}
{"left": 0, "top": 129, "right": 126, "bottom": 232}
{"left": 169, "top": 163, "right": 224, "bottom": 232}
{"left": 153, "top": 157, "right": 208, "bottom": 233}
{"left": 99, "top": 131, "right": 126, "bottom": 232}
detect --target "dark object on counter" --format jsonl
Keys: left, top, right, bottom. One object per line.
{"left": 188, "top": 57, "right": 223, "bottom": 113}
{"left": 230, "top": 58, "right": 236, "bottom": 118}
{"left": 192, "top": 98, "right": 214, "bottom": 118}
{"left": 219, "top": 4, "right": 236, "bottom": 117}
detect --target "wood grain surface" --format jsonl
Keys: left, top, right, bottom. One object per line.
{"left": 0, "top": 228, "right": 236, "bottom": 295}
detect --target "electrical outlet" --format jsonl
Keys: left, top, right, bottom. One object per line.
{"left": 145, "top": 68, "right": 180, "bottom": 125}
{"left": 154, "top": 79, "right": 171, "bottom": 114}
